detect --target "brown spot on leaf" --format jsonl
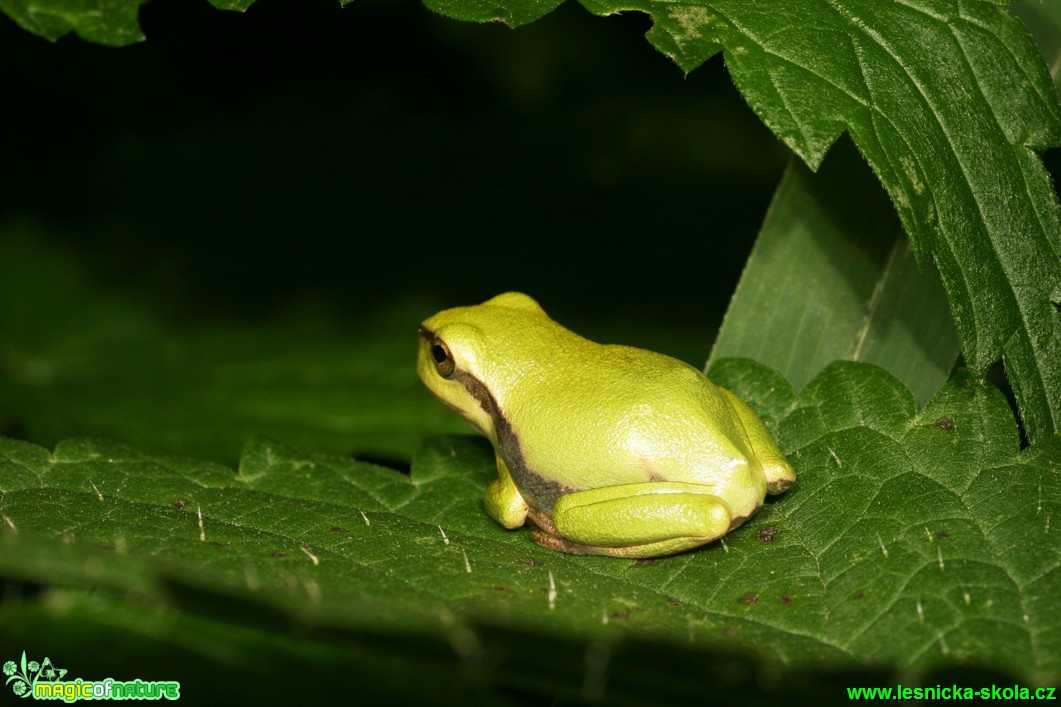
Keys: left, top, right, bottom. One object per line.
{"left": 666, "top": 597, "right": 682, "bottom": 607}
{"left": 757, "top": 526, "right": 780, "bottom": 542}
{"left": 519, "top": 558, "right": 542, "bottom": 566}
{"left": 738, "top": 593, "right": 759, "bottom": 604}
{"left": 935, "top": 531, "right": 949, "bottom": 540}
{"left": 329, "top": 526, "right": 349, "bottom": 533}
{"left": 634, "top": 558, "right": 659, "bottom": 566}
{"left": 271, "top": 551, "right": 287, "bottom": 557}
{"left": 779, "top": 595, "right": 793, "bottom": 605}
{"left": 935, "top": 419, "right": 955, "bottom": 431}
{"left": 172, "top": 499, "right": 187, "bottom": 509}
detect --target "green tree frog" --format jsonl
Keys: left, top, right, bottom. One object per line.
{"left": 417, "top": 293, "right": 796, "bottom": 558}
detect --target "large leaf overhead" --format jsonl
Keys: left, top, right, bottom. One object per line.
{"left": 0, "top": 0, "right": 149, "bottom": 45}
{"left": 708, "top": 140, "right": 962, "bottom": 405}
{"left": 572, "top": 0, "right": 1061, "bottom": 443}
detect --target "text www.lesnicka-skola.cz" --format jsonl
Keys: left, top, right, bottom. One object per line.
{"left": 847, "top": 684, "right": 1056, "bottom": 700}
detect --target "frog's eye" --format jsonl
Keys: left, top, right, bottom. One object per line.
{"left": 431, "top": 338, "right": 456, "bottom": 378}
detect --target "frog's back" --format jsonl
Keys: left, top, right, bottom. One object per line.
{"left": 502, "top": 340, "right": 764, "bottom": 511}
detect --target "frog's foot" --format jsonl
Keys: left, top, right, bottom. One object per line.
{"left": 530, "top": 482, "right": 734, "bottom": 559}
{"left": 484, "top": 453, "right": 529, "bottom": 529}
{"left": 721, "top": 388, "right": 796, "bottom": 495}
{"left": 529, "top": 528, "right": 722, "bottom": 558}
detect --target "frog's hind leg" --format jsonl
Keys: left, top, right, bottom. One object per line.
{"left": 532, "top": 482, "right": 733, "bottom": 559}
{"left": 721, "top": 388, "right": 796, "bottom": 495}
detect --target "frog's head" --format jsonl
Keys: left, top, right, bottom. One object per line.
{"left": 417, "top": 292, "right": 546, "bottom": 441}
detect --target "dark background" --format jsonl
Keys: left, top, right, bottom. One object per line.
{"left": 1, "top": 3, "right": 1057, "bottom": 702}
{"left": 0, "top": 0, "right": 789, "bottom": 344}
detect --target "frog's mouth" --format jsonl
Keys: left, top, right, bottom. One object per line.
{"left": 438, "top": 396, "right": 471, "bottom": 423}
{"left": 430, "top": 390, "right": 489, "bottom": 437}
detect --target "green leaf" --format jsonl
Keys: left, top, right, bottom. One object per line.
{"left": 0, "top": 0, "right": 148, "bottom": 45}
{"left": 423, "top": 0, "right": 565, "bottom": 26}
{"left": 0, "top": 0, "right": 255, "bottom": 43}
{"left": 2, "top": 360, "right": 1058, "bottom": 685}
{"left": 207, "top": 0, "right": 254, "bottom": 10}
{"left": 709, "top": 139, "right": 960, "bottom": 406}
{"left": 0, "top": 592, "right": 480, "bottom": 704}
{"left": 1013, "top": 0, "right": 1061, "bottom": 92}
{"left": 581, "top": 0, "right": 1061, "bottom": 443}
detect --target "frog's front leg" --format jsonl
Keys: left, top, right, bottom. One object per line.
{"left": 484, "top": 453, "right": 530, "bottom": 529}
{"left": 530, "top": 482, "right": 733, "bottom": 559}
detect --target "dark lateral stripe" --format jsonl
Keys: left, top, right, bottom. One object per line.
{"left": 455, "top": 369, "right": 570, "bottom": 511}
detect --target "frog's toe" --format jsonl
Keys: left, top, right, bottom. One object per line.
{"left": 484, "top": 477, "right": 529, "bottom": 529}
